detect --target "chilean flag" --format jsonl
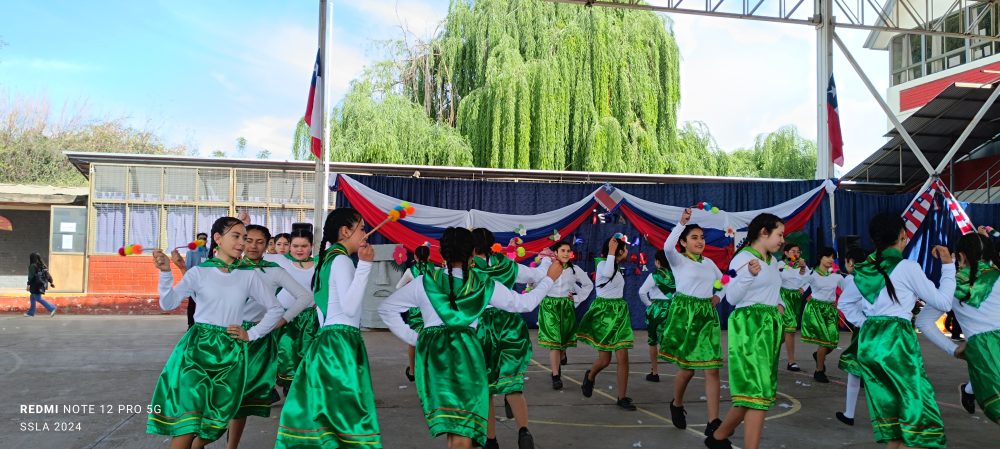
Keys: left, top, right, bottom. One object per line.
{"left": 304, "top": 50, "right": 324, "bottom": 159}
{"left": 827, "top": 75, "right": 844, "bottom": 167}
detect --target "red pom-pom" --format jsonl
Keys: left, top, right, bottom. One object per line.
{"left": 398, "top": 209, "right": 408, "bottom": 219}
{"left": 405, "top": 206, "right": 416, "bottom": 215}
{"left": 697, "top": 202, "right": 705, "bottom": 209}
{"left": 131, "top": 244, "right": 143, "bottom": 254}
{"left": 118, "top": 247, "right": 126, "bottom": 256}
{"left": 188, "top": 242, "right": 198, "bottom": 250}
{"left": 490, "top": 243, "right": 503, "bottom": 253}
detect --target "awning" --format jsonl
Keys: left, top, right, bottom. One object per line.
{"left": 842, "top": 82, "right": 1000, "bottom": 192}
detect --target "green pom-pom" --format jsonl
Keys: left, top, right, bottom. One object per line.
{"left": 711, "top": 207, "right": 720, "bottom": 214}
{"left": 713, "top": 280, "right": 723, "bottom": 290}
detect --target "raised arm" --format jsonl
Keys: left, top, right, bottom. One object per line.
{"left": 378, "top": 279, "right": 423, "bottom": 346}
{"left": 331, "top": 256, "right": 373, "bottom": 320}
{"left": 246, "top": 273, "right": 286, "bottom": 341}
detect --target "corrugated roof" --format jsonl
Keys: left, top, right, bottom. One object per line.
{"left": 842, "top": 82, "right": 1000, "bottom": 191}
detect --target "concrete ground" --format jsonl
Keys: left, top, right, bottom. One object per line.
{"left": 0, "top": 315, "right": 994, "bottom": 449}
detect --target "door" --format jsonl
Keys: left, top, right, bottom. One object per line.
{"left": 49, "top": 206, "right": 87, "bottom": 293}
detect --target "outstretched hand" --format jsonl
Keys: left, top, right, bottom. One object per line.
{"left": 931, "top": 246, "right": 954, "bottom": 264}
{"left": 679, "top": 208, "right": 692, "bottom": 226}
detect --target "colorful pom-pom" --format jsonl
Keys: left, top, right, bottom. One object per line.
{"left": 704, "top": 202, "right": 713, "bottom": 210}
{"left": 710, "top": 207, "right": 719, "bottom": 214}
{"left": 131, "top": 244, "right": 143, "bottom": 254}
{"left": 405, "top": 206, "right": 416, "bottom": 215}
{"left": 713, "top": 279, "right": 723, "bottom": 290}
{"left": 388, "top": 210, "right": 401, "bottom": 221}
{"left": 400, "top": 201, "right": 410, "bottom": 208}
{"left": 188, "top": 241, "right": 198, "bottom": 250}
{"left": 697, "top": 202, "right": 705, "bottom": 210}
{"left": 398, "top": 209, "right": 408, "bottom": 219}
{"left": 491, "top": 243, "right": 503, "bottom": 253}
{"left": 728, "top": 269, "right": 737, "bottom": 277}
{"left": 529, "top": 261, "right": 537, "bottom": 268}
{"left": 124, "top": 245, "right": 134, "bottom": 256}
{"left": 506, "top": 252, "right": 516, "bottom": 260}
{"left": 118, "top": 247, "right": 126, "bottom": 256}
{"left": 721, "top": 274, "right": 731, "bottom": 285}
{"left": 516, "top": 247, "right": 526, "bottom": 257}
{"left": 196, "top": 239, "right": 206, "bottom": 247}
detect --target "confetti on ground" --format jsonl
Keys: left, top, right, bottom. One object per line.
{"left": 777, "top": 403, "right": 792, "bottom": 409}
{"left": 632, "top": 442, "right": 643, "bottom": 448}
{"left": 398, "top": 385, "right": 408, "bottom": 389}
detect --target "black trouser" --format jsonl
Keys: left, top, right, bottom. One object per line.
{"left": 944, "top": 311, "right": 963, "bottom": 338}
{"left": 186, "top": 297, "right": 196, "bottom": 328}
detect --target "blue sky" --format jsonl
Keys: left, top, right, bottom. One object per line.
{"left": 0, "top": 0, "right": 889, "bottom": 173}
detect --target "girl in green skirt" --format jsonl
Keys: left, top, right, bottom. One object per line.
{"left": 471, "top": 228, "right": 551, "bottom": 449}
{"left": 275, "top": 208, "right": 381, "bottom": 449}
{"left": 705, "top": 213, "right": 785, "bottom": 449}
{"left": 915, "top": 231, "right": 1000, "bottom": 425}
{"left": 537, "top": 240, "right": 593, "bottom": 390}
{"left": 801, "top": 247, "right": 843, "bottom": 384}
{"left": 844, "top": 213, "right": 954, "bottom": 448}
{"left": 149, "top": 217, "right": 286, "bottom": 449}
{"left": 228, "top": 224, "right": 314, "bottom": 449}
{"left": 658, "top": 208, "right": 724, "bottom": 435}
{"left": 379, "top": 227, "right": 563, "bottom": 449}
{"left": 577, "top": 235, "right": 637, "bottom": 411}
{"left": 778, "top": 243, "right": 807, "bottom": 371}
{"left": 270, "top": 228, "right": 319, "bottom": 393}
{"left": 638, "top": 250, "right": 674, "bottom": 382}
{"left": 395, "top": 243, "right": 436, "bottom": 382}
{"left": 835, "top": 245, "right": 867, "bottom": 426}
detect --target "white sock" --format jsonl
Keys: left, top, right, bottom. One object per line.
{"left": 843, "top": 374, "right": 861, "bottom": 419}
{"left": 965, "top": 383, "right": 974, "bottom": 394}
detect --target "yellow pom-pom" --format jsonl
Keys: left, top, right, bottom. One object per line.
{"left": 388, "top": 210, "right": 401, "bottom": 221}
{"left": 400, "top": 201, "right": 410, "bottom": 208}
{"left": 124, "top": 245, "right": 134, "bottom": 255}
{"left": 516, "top": 247, "right": 526, "bottom": 257}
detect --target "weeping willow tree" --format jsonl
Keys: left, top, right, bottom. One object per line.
{"left": 400, "top": 0, "right": 681, "bottom": 173}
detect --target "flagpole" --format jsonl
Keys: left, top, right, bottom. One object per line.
{"left": 312, "top": 0, "right": 329, "bottom": 256}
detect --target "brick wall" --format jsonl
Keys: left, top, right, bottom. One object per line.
{"left": 0, "top": 208, "right": 50, "bottom": 276}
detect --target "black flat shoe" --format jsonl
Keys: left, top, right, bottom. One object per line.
{"left": 405, "top": 366, "right": 415, "bottom": 382}
{"left": 786, "top": 362, "right": 801, "bottom": 372}
{"left": 669, "top": 399, "right": 687, "bottom": 429}
{"left": 581, "top": 370, "right": 594, "bottom": 397}
{"left": 504, "top": 396, "right": 514, "bottom": 419}
{"left": 835, "top": 411, "right": 855, "bottom": 426}
{"left": 561, "top": 354, "right": 568, "bottom": 366}
{"left": 814, "top": 370, "right": 829, "bottom": 383}
{"left": 551, "top": 374, "right": 563, "bottom": 390}
{"left": 704, "top": 418, "right": 722, "bottom": 437}
{"left": 645, "top": 372, "right": 660, "bottom": 382}
{"left": 960, "top": 383, "right": 976, "bottom": 414}
{"left": 483, "top": 437, "right": 499, "bottom": 449}
{"left": 518, "top": 427, "right": 535, "bottom": 449}
{"left": 704, "top": 435, "right": 733, "bottom": 449}
{"left": 617, "top": 397, "right": 637, "bottom": 411}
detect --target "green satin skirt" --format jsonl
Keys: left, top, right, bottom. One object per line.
{"left": 417, "top": 325, "right": 489, "bottom": 446}
{"left": 276, "top": 307, "right": 319, "bottom": 387}
{"left": 858, "top": 316, "right": 946, "bottom": 448}
{"left": 235, "top": 320, "right": 279, "bottom": 418}
{"left": 657, "top": 294, "right": 722, "bottom": 369}
{"left": 146, "top": 323, "right": 247, "bottom": 442}
{"left": 644, "top": 299, "right": 671, "bottom": 346}
{"left": 576, "top": 297, "right": 634, "bottom": 351}
{"left": 727, "top": 304, "right": 782, "bottom": 410}
{"left": 406, "top": 307, "right": 425, "bottom": 333}
{"left": 275, "top": 325, "right": 381, "bottom": 449}
{"left": 477, "top": 307, "right": 531, "bottom": 395}
{"left": 800, "top": 300, "right": 839, "bottom": 349}
{"left": 838, "top": 327, "right": 862, "bottom": 377}
{"left": 779, "top": 288, "right": 802, "bottom": 333}
{"left": 537, "top": 296, "right": 578, "bottom": 350}
{"left": 966, "top": 328, "right": 1000, "bottom": 422}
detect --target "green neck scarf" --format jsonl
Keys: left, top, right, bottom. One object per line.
{"left": 652, "top": 268, "right": 676, "bottom": 296}
{"left": 740, "top": 245, "right": 772, "bottom": 264}
{"left": 814, "top": 266, "right": 830, "bottom": 276}
{"left": 852, "top": 248, "right": 904, "bottom": 304}
{"left": 284, "top": 252, "right": 315, "bottom": 266}
{"left": 410, "top": 261, "right": 437, "bottom": 277}
{"left": 956, "top": 260, "right": 999, "bottom": 308}
{"left": 236, "top": 257, "right": 281, "bottom": 270}
{"left": 314, "top": 243, "right": 351, "bottom": 316}
{"left": 683, "top": 252, "right": 703, "bottom": 263}
{"left": 472, "top": 253, "right": 519, "bottom": 289}
{"left": 198, "top": 257, "right": 253, "bottom": 272}
{"left": 421, "top": 268, "right": 495, "bottom": 326}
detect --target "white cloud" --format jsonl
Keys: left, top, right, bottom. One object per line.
{"left": 350, "top": 0, "right": 447, "bottom": 39}
{"left": 197, "top": 115, "right": 300, "bottom": 160}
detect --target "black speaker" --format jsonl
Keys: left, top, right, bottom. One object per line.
{"left": 837, "top": 235, "right": 861, "bottom": 253}
{"left": 291, "top": 222, "right": 313, "bottom": 235}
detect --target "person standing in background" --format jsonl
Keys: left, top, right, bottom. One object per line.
{"left": 25, "top": 252, "right": 57, "bottom": 317}
{"left": 171, "top": 232, "right": 209, "bottom": 328}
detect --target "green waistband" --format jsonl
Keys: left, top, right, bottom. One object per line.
{"left": 968, "top": 327, "right": 1000, "bottom": 343}
{"left": 673, "top": 293, "right": 711, "bottom": 301}
{"left": 652, "top": 297, "right": 671, "bottom": 302}
{"left": 593, "top": 297, "right": 625, "bottom": 302}
{"left": 863, "top": 315, "right": 910, "bottom": 324}
{"left": 318, "top": 323, "right": 360, "bottom": 334}
{"left": 780, "top": 287, "right": 800, "bottom": 294}
{"left": 733, "top": 303, "right": 779, "bottom": 312}
{"left": 241, "top": 320, "right": 259, "bottom": 329}
{"left": 809, "top": 299, "right": 837, "bottom": 306}
{"left": 544, "top": 296, "right": 572, "bottom": 301}
{"left": 191, "top": 322, "right": 229, "bottom": 332}
{"left": 422, "top": 325, "right": 475, "bottom": 334}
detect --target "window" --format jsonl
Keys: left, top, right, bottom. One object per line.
{"left": 94, "top": 165, "right": 127, "bottom": 200}
{"left": 128, "top": 205, "right": 160, "bottom": 248}
{"left": 166, "top": 206, "right": 195, "bottom": 250}
{"left": 236, "top": 169, "right": 268, "bottom": 203}
{"left": 128, "top": 167, "right": 162, "bottom": 202}
{"left": 165, "top": 168, "right": 196, "bottom": 201}
{"left": 197, "top": 206, "right": 230, "bottom": 236}
{"left": 270, "top": 209, "right": 297, "bottom": 234}
{"left": 94, "top": 204, "right": 125, "bottom": 253}
{"left": 198, "top": 169, "right": 230, "bottom": 202}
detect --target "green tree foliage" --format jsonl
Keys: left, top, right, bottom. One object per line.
{"left": 0, "top": 98, "right": 188, "bottom": 186}
{"left": 673, "top": 123, "right": 817, "bottom": 179}
{"left": 256, "top": 149, "right": 271, "bottom": 159}
{"left": 405, "top": 0, "right": 681, "bottom": 173}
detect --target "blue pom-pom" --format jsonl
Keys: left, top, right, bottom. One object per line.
{"left": 728, "top": 269, "right": 737, "bottom": 277}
